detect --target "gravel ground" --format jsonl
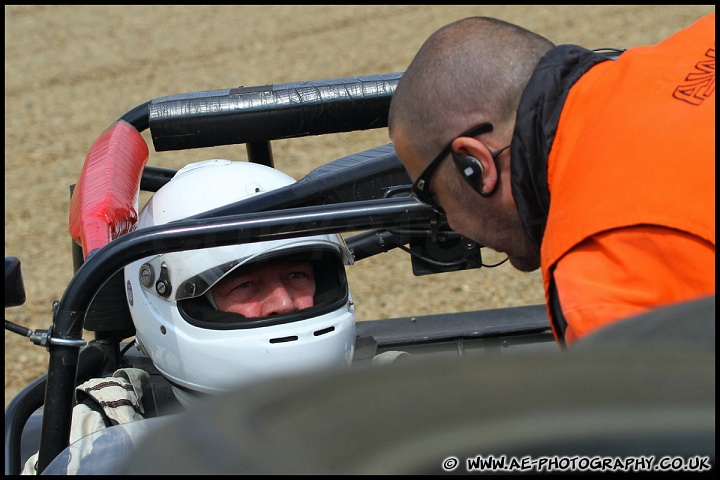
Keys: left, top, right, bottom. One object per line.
{"left": 4, "top": 5, "right": 714, "bottom": 407}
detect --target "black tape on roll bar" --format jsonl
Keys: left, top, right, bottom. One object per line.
{"left": 148, "top": 73, "right": 402, "bottom": 152}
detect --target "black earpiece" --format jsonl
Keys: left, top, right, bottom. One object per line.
{"left": 452, "top": 151, "right": 497, "bottom": 197}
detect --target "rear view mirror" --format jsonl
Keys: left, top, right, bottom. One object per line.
{"left": 5, "top": 256, "right": 26, "bottom": 308}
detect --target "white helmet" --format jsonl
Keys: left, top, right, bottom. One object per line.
{"left": 124, "top": 159, "right": 356, "bottom": 402}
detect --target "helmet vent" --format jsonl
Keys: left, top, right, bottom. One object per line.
{"left": 269, "top": 335, "right": 298, "bottom": 344}
{"left": 314, "top": 326, "right": 335, "bottom": 337}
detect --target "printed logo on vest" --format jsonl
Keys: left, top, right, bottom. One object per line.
{"left": 673, "top": 48, "right": 715, "bottom": 106}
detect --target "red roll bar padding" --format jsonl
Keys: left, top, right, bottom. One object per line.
{"left": 69, "top": 120, "right": 149, "bottom": 259}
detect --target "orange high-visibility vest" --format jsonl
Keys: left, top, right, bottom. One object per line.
{"left": 541, "top": 13, "right": 715, "bottom": 344}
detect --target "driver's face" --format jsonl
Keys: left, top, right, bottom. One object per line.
{"left": 211, "top": 261, "right": 316, "bottom": 318}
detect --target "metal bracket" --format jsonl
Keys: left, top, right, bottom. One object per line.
{"left": 5, "top": 320, "right": 88, "bottom": 350}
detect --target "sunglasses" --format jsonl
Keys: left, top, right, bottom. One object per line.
{"left": 411, "top": 122, "right": 508, "bottom": 213}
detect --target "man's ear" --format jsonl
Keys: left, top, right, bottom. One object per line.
{"left": 451, "top": 137, "right": 498, "bottom": 197}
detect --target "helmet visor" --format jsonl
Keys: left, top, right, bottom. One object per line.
{"left": 137, "top": 236, "right": 351, "bottom": 302}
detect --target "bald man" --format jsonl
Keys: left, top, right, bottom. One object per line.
{"left": 389, "top": 15, "right": 715, "bottom": 346}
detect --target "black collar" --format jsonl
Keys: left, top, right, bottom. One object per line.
{"left": 510, "top": 44, "right": 610, "bottom": 253}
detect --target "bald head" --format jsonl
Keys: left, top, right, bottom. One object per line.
{"left": 389, "top": 16, "right": 554, "bottom": 163}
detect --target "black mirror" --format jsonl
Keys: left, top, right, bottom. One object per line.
{"left": 5, "top": 256, "right": 26, "bottom": 308}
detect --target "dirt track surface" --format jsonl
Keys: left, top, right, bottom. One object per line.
{"left": 5, "top": 5, "right": 714, "bottom": 407}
